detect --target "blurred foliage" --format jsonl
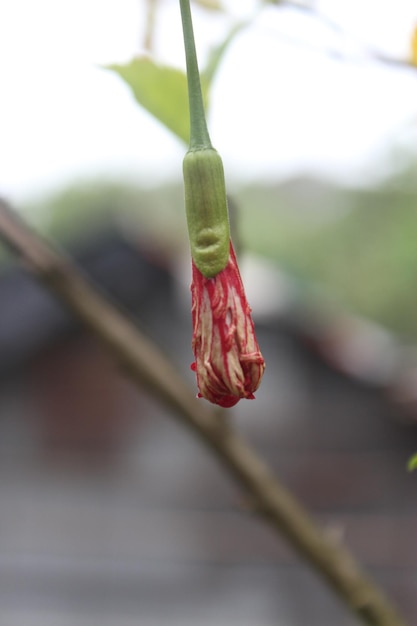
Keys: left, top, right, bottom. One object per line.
{"left": 192, "top": 0, "right": 223, "bottom": 10}
{"left": 202, "top": 21, "right": 246, "bottom": 86}
{"left": 107, "top": 13, "right": 246, "bottom": 145}
{"left": 408, "top": 453, "right": 417, "bottom": 471}
{"left": 22, "top": 167, "right": 417, "bottom": 341}
{"left": 108, "top": 59, "right": 191, "bottom": 144}
{"left": 26, "top": 180, "right": 187, "bottom": 258}
{"left": 235, "top": 174, "right": 417, "bottom": 339}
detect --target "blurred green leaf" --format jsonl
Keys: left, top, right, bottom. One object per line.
{"left": 203, "top": 21, "right": 246, "bottom": 86}
{"left": 106, "top": 0, "right": 249, "bottom": 146}
{"left": 107, "top": 57, "right": 191, "bottom": 144}
{"left": 236, "top": 178, "right": 417, "bottom": 339}
{"left": 24, "top": 179, "right": 188, "bottom": 254}
{"left": 408, "top": 454, "right": 417, "bottom": 471}
{"left": 108, "top": 14, "right": 245, "bottom": 143}
{"left": 192, "top": 0, "right": 223, "bottom": 10}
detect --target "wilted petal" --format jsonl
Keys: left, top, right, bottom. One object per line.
{"left": 191, "top": 242, "right": 265, "bottom": 408}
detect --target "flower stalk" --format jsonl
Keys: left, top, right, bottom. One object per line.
{"left": 179, "top": 0, "right": 211, "bottom": 151}
{"left": 179, "top": 0, "right": 265, "bottom": 407}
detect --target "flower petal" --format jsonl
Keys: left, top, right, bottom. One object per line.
{"left": 191, "top": 242, "right": 265, "bottom": 407}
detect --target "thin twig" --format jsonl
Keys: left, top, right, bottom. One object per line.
{"left": 143, "top": 0, "right": 158, "bottom": 53}
{"left": 265, "top": 0, "right": 416, "bottom": 71}
{"left": 0, "top": 197, "right": 408, "bottom": 626}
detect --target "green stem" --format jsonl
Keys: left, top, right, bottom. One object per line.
{"left": 179, "top": 0, "right": 212, "bottom": 150}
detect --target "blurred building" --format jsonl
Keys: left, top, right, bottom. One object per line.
{"left": 0, "top": 226, "right": 416, "bottom": 626}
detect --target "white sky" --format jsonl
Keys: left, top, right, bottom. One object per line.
{"left": 1, "top": 0, "right": 417, "bottom": 204}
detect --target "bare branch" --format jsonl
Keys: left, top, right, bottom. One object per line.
{"left": 143, "top": 0, "right": 158, "bottom": 53}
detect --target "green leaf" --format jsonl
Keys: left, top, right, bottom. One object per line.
{"left": 107, "top": 23, "right": 241, "bottom": 145}
{"left": 106, "top": 19, "right": 243, "bottom": 145}
{"left": 107, "top": 57, "right": 192, "bottom": 144}
{"left": 408, "top": 454, "right": 417, "bottom": 472}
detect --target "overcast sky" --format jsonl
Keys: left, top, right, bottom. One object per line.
{"left": 1, "top": 0, "right": 417, "bottom": 205}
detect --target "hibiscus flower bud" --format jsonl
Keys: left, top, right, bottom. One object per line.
{"left": 191, "top": 242, "right": 265, "bottom": 408}
{"left": 179, "top": 0, "right": 265, "bottom": 407}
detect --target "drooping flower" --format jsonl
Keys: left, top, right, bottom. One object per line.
{"left": 179, "top": 0, "right": 265, "bottom": 407}
{"left": 191, "top": 242, "right": 265, "bottom": 408}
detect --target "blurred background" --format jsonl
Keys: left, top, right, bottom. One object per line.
{"left": 1, "top": 0, "right": 417, "bottom": 624}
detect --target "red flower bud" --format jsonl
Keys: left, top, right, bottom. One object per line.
{"left": 191, "top": 242, "right": 265, "bottom": 408}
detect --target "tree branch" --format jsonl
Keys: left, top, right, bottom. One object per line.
{"left": 0, "top": 197, "right": 408, "bottom": 626}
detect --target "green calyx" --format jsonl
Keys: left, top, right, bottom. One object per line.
{"left": 183, "top": 147, "right": 230, "bottom": 277}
